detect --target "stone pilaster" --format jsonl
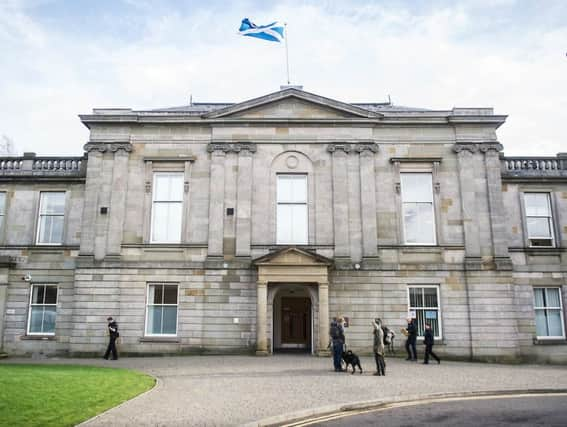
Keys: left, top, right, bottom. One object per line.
{"left": 317, "top": 281, "right": 330, "bottom": 356}
{"left": 256, "top": 281, "right": 268, "bottom": 356}
{"left": 106, "top": 149, "right": 129, "bottom": 256}
{"left": 329, "top": 145, "right": 351, "bottom": 266}
{"left": 359, "top": 149, "right": 379, "bottom": 267}
{"left": 481, "top": 143, "right": 512, "bottom": 269}
{"left": 236, "top": 149, "right": 254, "bottom": 258}
{"left": 207, "top": 149, "right": 226, "bottom": 258}
{"left": 453, "top": 144, "right": 481, "bottom": 267}
{"left": 79, "top": 150, "right": 103, "bottom": 256}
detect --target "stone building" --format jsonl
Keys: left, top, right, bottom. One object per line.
{"left": 0, "top": 87, "right": 565, "bottom": 363}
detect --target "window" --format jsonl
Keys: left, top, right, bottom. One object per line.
{"left": 151, "top": 173, "right": 184, "bottom": 243}
{"left": 146, "top": 283, "right": 178, "bottom": 335}
{"left": 28, "top": 285, "right": 58, "bottom": 335}
{"left": 0, "top": 192, "right": 5, "bottom": 236}
{"left": 524, "top": 193, "right": 555, "bottom": 247}
{"left": 400, "top": 173, "right": 436, "bottom": 245}
{"left": 408, "top": 286, "right": 441, "bottom": 338}
{"left": 534, "top": 287, "right": 565, "bottom": 338}
{"left": 277, "top": 174, "right": 308, "bottom": 244}
{"left": 36, "top": 192, "right": 65, "bottom": 244}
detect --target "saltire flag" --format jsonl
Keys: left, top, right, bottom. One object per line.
{"left": 238, "top": 18, "right": 284, "bottom": 43}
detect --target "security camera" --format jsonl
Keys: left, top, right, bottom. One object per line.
{"left": 22, "top": 273, "right": 32, "bottom": 282}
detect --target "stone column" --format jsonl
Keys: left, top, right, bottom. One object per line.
{"left": 0, "top": 282, "right": 7, "bottom": 353}
{"left": 207, "top": 148, "right": 226, "bottom": 258}
{"left": 106, "top": 146, "right": 131, "bottom": 256}
{"left": 328, "top": 144, "right": 351, "bottom": 267}
{"left": 256, "top": 280, "right": 269, "bottom": 356}
{"left": 317, "top": 281, "right": 330, "bottom": 356}
{"left": 358, "top": 144, "right": 380, "bottom": 267}
{"left": 482, "top": 144, "right": 512, "bottom": 269}
{"left": 236, "top": 148, "right": 254, "bottom": 258}
{"left": 454, "top": 144, "right": 481, "bottom": 268}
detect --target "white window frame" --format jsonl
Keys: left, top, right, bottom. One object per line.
{"left": 145, "top": 283, "right": 179, "bottom": 337}
{"left": 27, "top": 284, "right": 58, "bottom": 336}
{"left": 36, "top": 191, "right": 65, "bottom": 245}
{"left": 533, "top": 287, "right": 565, "bottom": 339}
{"left": 150, "top": 172, "right": 184, "bottom": 244}
{"left": 523, "top": 192, "right": 555, "bottom": 248}
{"left": 400, "top": 173, "right": 437, "bottom": 245}
{"left": 407, "top": 285, "right": 442, "bottom": 339}
{"left": 276, "top": 174, "right": 308, "bottom": 245}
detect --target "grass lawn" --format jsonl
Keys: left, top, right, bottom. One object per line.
{"left": 0, "top": 364, "right": 155, "bottom": 427}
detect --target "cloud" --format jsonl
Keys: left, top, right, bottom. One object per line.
{"left": 0, "top": 0, "right": 566, "bottom": 155}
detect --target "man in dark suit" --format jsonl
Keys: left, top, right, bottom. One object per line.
{"left": 103, "top": 316, "right": 119, "bottom": 360}
{"left": 405, "top": 317, "right": 417, "bottom": 361}
{"left": 423, "top": 323, "right": 440, "bottom": 364}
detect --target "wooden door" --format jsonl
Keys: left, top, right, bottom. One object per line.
{"left": 281, "top": 297, "right": 311, "bottom": 346}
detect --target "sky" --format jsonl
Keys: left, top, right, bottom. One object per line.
{"left": 1, "top": 0, "right": 566, "bottom": 156}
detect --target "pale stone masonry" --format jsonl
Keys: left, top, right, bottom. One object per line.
{"left": 0, "top": 88, "right": 565, "bottom": 363}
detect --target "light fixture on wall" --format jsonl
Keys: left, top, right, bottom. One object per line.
{"left": 353, "top": 263, "right": 361, "bottom": 270}
{"left": 22, "top": 273, "right": 32, "bottom": 282}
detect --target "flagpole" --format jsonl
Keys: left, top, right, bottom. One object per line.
{"left": 284, "top": 22, "right": 290, "bottom": 84}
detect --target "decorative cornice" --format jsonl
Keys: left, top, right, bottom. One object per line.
{"left": 83, "top": 143, "right": 133, "bottom": 153}
{"left": 453, "top": 143, "right": 503, "bottom": 154}
{"left": 206, "top": 142, "right": 257, "bottom": 154}
{"left": 327, "top": 142, "right": 378, "bottom": 154}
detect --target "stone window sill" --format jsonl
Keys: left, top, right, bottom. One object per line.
{"left": 139, "top": 337, "right": 180, "bottom": 343}
{"left": 20, "top": 335, "right": 55, "bottom": 341}
{"left": 533, "top": 338, "right": 567, "bottom": 345}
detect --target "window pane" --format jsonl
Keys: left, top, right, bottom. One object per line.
{"left": 0, "top": 192, "right": 5, "bottom": 215}
{"left": 290, "top": 204, "right": 308, "bottom": 244}
{"left": 424, "top": 287, "right": 438, "bottom": 307}
{"left": 168, "top": 174, "right": 184, "bottom": 201}
{"left": 546, "top": 288, "right": 561, "bottom": 308}
{"left": 277, "top": 204, "right": 293, "bottom": 243}
{"left": 43, "top": 306, "right": 56, "bottom": 333}
{"left": 32, "top": 285, "right": 45, "bottom": 304}
{"left": 44, "top": 286, "right": 57, "bottom": 304}
{"left": 29, "top": 307, "right": 44, "bottom": 333}
{"left": 533, "top": 288, "right": 544, "bottom": 307}
{"left": 41, "top": 192, "right": 65, "bottom": 215}
{"left": 278, "top": 175, "right": 306, "bottom": 203}
{"left": 547, "top": 310, "right": 563, "bottom": 336}
{"left": 403, "top": 203, "right": 418, "bottom": 243}
{"left": 154, "top": 174, "right": 169, "bottom": 200}
{"left": 417, "top": 203, "right": 435, "bottom": 244}
{"left": 147, "top": 306, "right": 163, "bottom": 334}
{"left": 38, "top": 215, "right": 64, "bottom": 244}
{"left": 151, "top": 285, "right": 163, "bottom": 304}
{"left": 535, "top": 309, "right": 547, "bottom": 336}
{"left": 163, "top": 285, "right": 178, "bottom": 304}
{"left": 525, "top": 193, "right": 550, "bottom": 217}
{"left": 409, "top": 288, "right": 423, "bottom": 307}
{"left": 401, "top": 174, "right": 433, "bottom": 203}
{"left": 152, "top": 203, "right": 182, "bottom": 243}
{"left": 162, "top": 307, "right": 177, "bottom": 334}
{"left": 527, "top": 218, "right": 551, "bottom": 238}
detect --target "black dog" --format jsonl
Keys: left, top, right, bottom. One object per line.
{"left": 341, "top": 350, "right": 363, "bottom": 374}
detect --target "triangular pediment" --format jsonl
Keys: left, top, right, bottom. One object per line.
{"left": 204, "top": 88, "right": 380, "bottom": 120}
{"left": 253, "top": 247, "right": 333, "bottom": 267}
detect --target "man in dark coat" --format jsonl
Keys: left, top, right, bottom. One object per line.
{"left": 423, "top": 323, "right": 440, "bottom": 364}
{"left": 405, "top": 317, "right": 417, "bottom": 361}
{"left": 330, "top": 317, "right": 345, "bottom": 372}
{"left": 103, "top": 316, "right": 119, "bottom": 360}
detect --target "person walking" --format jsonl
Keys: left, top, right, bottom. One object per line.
{"left": 423, "top": 323, "right": 440, "bottom": 364}
{"left": 103, "top": 316, "right": 119, "bottom": 360}
{"left": 372, "top": 318, "right": 386, "bottom": 376}
{"left": 330, "top": 317, "right": 345, "bottom": 372}
{"left": 405, "top": 317, "right": 417, "bottom": 361}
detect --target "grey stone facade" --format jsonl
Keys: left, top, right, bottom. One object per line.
{"left": 0, "top": 88, "right": 565, "bottom": 362}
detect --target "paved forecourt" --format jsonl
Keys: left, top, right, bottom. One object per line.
{"left": 3, "top": 355, "right": 567, "bottom": 426}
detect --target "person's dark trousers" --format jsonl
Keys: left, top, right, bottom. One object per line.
{"left": 405, "top": 337, "right": 417, "bottom": 360}
{"left": 332, "top": 341, "right": 343, "bottom": 371}
{"left": 374, "top": 353, "right": 386, "bottom": 375}
{"left": 424, "top": 344, "right": 440, "bottom": 364}
{"left": 104, "top": 336, "right": 118, "bottom": 360}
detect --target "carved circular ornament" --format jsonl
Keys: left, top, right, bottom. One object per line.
{"left": 286, "top": 155, "right": 299, "bottom": 169}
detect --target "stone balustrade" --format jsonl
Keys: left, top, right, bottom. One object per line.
{"left": 0, "top": 152, "right": 86, "bottom": 179}
{"left": 501, "top": 153, "right": 567, "bottom": 180}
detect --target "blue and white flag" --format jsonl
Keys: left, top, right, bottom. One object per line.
{"left": 238, "top": 18, "right": 284, "bottom": 43}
